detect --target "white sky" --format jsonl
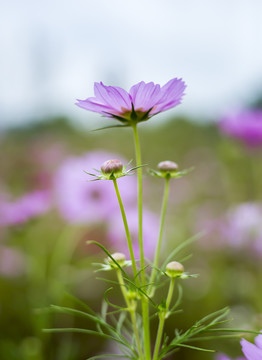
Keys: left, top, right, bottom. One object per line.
{"left": 1, "top": 0, "right": 262, "bottom": 129}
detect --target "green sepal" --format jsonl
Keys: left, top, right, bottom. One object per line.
{"left": 84, "top": 162, "right": 144, "bottom": 181}
{"left": 148, "top": 167, "right": 194, "bottom": 179}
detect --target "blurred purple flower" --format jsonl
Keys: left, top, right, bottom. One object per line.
{"left": 221, "top": 202, "right": 262, "bottom": 256}
{"left": 76, "top": 78, "right": 186, "bottom": 123}
{"left": 54, "top": 151, "right": 137, "bottom": 224}
{"left": 219, "top": 110, "right": 262, "bottom": 146}
{"left": 0, "top": 190, "right": 51, "bottom": 226}
{"left": 241, "top": 332, "right": 262, "bottom": 360}
{"left": 107, "top": 207, "right": 158, "bottom": 259}
{"left": 216, "top": 354, "right": 244, "bottom": 360}
{"left": 0, "top": 246, "right": 26, "bottom": 277}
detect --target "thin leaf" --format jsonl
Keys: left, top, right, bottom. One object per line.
{"left": 43, "top": 328, "right": 124, "bottom": 345}
{"left": 83, "top": 171, "right": 98, "bottom": 177}
{"left": 187, "top": 334, "right": 241, "bottom": 342}
{"left": 134, "top": 264, "right": 150, "bottom": 280}
{"left": 177, "top": 254, "right": 193, "bottom": 263}
{"left": 93, "top": 123, "right": 129, "bottom": 131}
{"left": 87, "top": 355, "right": 133, "bottom": 360}
{"left": 87, "top": 241, "right": 129, "bottom": 278}
{"left": 101, "top": 300, "right": 108, "bottom": 321}
{"left": 122, "top": 276, "right": 157, "bottom": 308}
{"left": 176, "top": 344, "right": 215, "bottom": 352}
{"left": 162, "top": 232, "right": 204, "bottom": 270}
{"left": 96, "top": 277, "right": 121, "bottom": 286}
{"left": 196, "top": 307, "right": 230, "bottom": 326}
{"left": 104, "top": 288, "right": 128, "bottom": 311}
{"left": 117, "top": 312, "right": 127, "bottom": 336}
{"left": 207, "top": 328, "right": 262, "bottom": 335}
{"left": 50, "top": 305, "right": 124, "bottom": 341}
{"left": 61, "top": 293, "right": 97, "bottom": 314}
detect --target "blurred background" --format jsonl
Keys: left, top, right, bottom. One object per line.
{"left": 1, "top": 1, "right": 262, "bottom": 359}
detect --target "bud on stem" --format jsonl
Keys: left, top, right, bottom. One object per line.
{"left": 166, "top": 261, "right": 184, "bottom": 278}
{"left": 101, "top": 159, "right": 123, "bottom": 175}
{"left": 107, "top": 252, "right": 126, "bottom": 268}
{"left": 157, "top": 160, "right": 178, "bottom": 173}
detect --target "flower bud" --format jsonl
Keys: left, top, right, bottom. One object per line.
{"left": 165, "top": 261, "right": 184, "bottom": 278}
{"left": 127, "top": 290, "right": 138, "bottom": 301}
{"left": 101, "top": 159, "right": 123, "bottom": 175}
{"left": 157, "top": 161, "right": 178, "bottom": 173}
{"left": 107, "top": 252, "right": 126, "bottom": 268}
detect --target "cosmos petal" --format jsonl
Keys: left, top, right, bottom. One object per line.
{"left": 94, "top": 82, "right": 131, "bottom": 111}
{"left": 241, "top": 338, "right": 262, "bottom": 360}
{"left": 129, "top": 81, "right": 161, "bottom": 111}
{"left": 75, "top": 98, "right": 113, "bottom": 114}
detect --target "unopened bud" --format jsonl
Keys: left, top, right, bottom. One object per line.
{"left": 157, "top": 161, "right": 178, "bottom": 173}
{"left": 166, "top": 261, "right": 184, "bottom": 278}
{"left": 101, "top": 159, "right": 123, "bottom": 175}
{"left": 107, "top": 252, "right": 126, "bottom": 268}
{"left": 127, "top": 290, "right": 138, "bottom": 301}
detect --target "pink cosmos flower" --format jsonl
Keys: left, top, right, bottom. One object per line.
{"left": 241, "top": 333, "right": 262, "bottom": 360}
{"left": 219, "top": 110, "right": 262, "bottom": 147}
{"left": 216, "top": 333, "right": 262, "bottom": 360}
{"left": 76, "top": 78, "right": 186, "bottom": 123}
{"left": 54, "top": 151, "right": 137, "bottom": 224}
{"left": 0, "top": 190, "right": 51, "bottom": 226}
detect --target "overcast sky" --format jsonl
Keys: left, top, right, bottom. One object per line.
{"left": 1, "top": 0, "right": 262, "bottom": 129}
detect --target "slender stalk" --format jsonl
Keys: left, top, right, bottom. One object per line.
{"left": 116, "top": 270, "right": 144, "bottom": 360}
{"left": 113, "top": 178, "right": 138, "bottom": 278}
{"left": 153, "top": 278, "right": 175, "bottom": 360}
{"left": 149, "top": 177, "right": 170, "bottom": 296}
{"left": 132, "top": 124, "right": 145, "bottom": 278}
{"left": 132, "top": 124, "right": 151, "bottom": 360}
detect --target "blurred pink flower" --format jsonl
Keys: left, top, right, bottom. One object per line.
{"left": 54, "top": 151, "right": 137, "bottom": 224}
{"left": 76, "top": 78, "right": 186, "bottom": 123}
{"left": 219, "top": 109, "right": 262, "bottom": 146}
{"left": 0, "top": 246, "right": 26, "bottom": 277}
{"left": 107, "top": 207, "right": 159, "bottom": 259}
{"left": 0, "top": 190, "right": 51, "bottom": 226}
{"left": 221, "top": 202, "right": 262, "bottom": 256}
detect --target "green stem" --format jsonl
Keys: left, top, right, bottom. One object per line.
{"left": 166, "top": 277, "right": 175, "bottom": 309}
{"left": 132, "top": 124, "right": 145, "bottom": 278}
{"left": 116, "top": 270, "right": 144, "bottom": 360}
{"left": 152, "top": 278, "right": 175, "bottom": 360}
{"left": 113, "top": 178, "right": 138, "bottom": 278}
{"left": 149, "top": 177, "right": 170, "bottom": 296}
{"left": 132, "top": 124, "right": 151, "bottom": 360}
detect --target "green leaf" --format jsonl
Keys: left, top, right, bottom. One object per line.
{"left": 49, "top": 304, "right": 129, "bottom": 345}
{"left": 176, "top": 344, "right": 215, "bottom": 352}
{"left": 103, "top": 288, "right": 128, "bottom": 311}
{"left": 117, "top": 312, "right": 127, "bottom": 336}
{"left": 87, "top": 241, "right": 129, "bottom": 278}
{"left": 64, "top": 293, "right": 97, "bottom": 314}
{"left": 162, "top": 232, "right": 203, "bottom": 271}
{"left": 96, "top": 277, "right": 121, "bottom": 286}
{"left": 93, "top": 123, "right": 129, "bottom": 131}
{"left": 101, "top": 300, "right": 108, "bottom": 321}
{"left": 87, "top": 355, "right": 133, "bottom": 360}
{"left": 187, "top": 334, "right": 241, "bottom": 342}
{"left": 207, "top": 328, "right": 262, "bottom": 335}
{"left": 43, "top": 328, "right": 123, "bottom": 344}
